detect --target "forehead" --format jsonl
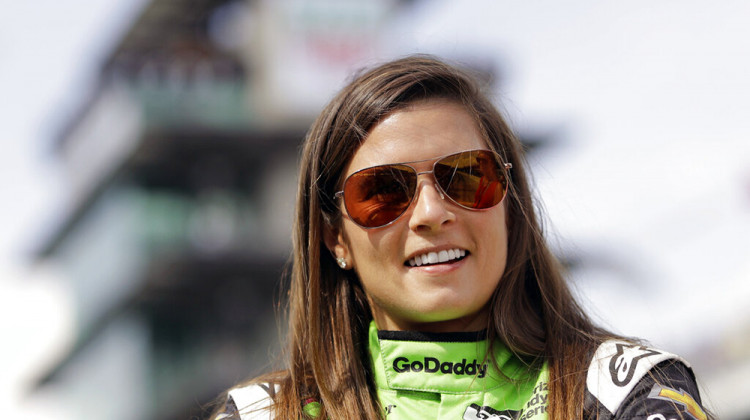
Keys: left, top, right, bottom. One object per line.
{"left": 345, "top": 101, "right": 486, "bottom": 174}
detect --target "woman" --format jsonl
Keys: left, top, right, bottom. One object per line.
{"left": 211, "top": 55, "right": 709, "bottom": 419}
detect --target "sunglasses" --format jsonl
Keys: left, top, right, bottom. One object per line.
{"left": 334, "top": 149, "right": 512, "bottom": 229}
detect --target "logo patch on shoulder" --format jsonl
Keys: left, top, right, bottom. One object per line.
{"left": 648, "top": 384, "right": 707, "bottom": 420}
{"left": 609, "top": 343, "right": 663, "bottom": 386}
{"left": 463, "top": 404, "right": 519, "bottom": 420}
{"left": 586, "top": 340, "right": 685, "bottom": 415}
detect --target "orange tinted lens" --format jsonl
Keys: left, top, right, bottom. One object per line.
{"left": 434, "top": 150, "right": 507, "bottom": 209}
{"left": 343, "top": 165, "right": 417, "bottom": 227}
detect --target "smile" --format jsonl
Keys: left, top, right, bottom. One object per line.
{"left": 407, "top": 248, "right": 467, "bottom": 267}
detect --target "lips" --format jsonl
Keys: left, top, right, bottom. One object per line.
{"left": 407, "top": 248, "right": 467, "bottom": 267}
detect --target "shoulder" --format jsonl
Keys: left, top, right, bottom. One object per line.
{"left": 585, "top": 340, "right": 688, "bottom": 413}
{"left": 214, "top": 383, "right": 278, "bottom": 420}
{"left": 585, "top": 339, "right": 709, "bottom": 420}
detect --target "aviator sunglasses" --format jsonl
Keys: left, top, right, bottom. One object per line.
{"left": 334, "top": 149, "right": 512, "bottom": 229}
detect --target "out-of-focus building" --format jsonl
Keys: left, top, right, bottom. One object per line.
{"left": 30, "top": 1, "right": 437, "bottom": 419}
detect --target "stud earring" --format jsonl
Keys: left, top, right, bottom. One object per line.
{"left": 336, "top": 257, "right": 347, "bottom": 269}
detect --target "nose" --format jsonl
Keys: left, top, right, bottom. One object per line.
{"left": 407, "top": 177, "right": 456, "bottom": 232}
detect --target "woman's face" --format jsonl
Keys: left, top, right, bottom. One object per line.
{"left": 328, "top": 100, "right": 508, "bottom": 332}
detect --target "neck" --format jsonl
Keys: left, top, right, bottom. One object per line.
{"left": 370, "top": 306, "right": 490, "bottom": 333}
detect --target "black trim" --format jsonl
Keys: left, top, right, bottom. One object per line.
{"left": 378, "top": 329, "right": 487, "bottom": 342}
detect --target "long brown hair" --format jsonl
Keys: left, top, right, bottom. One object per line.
{"left": 234, "top": 55, "right": 615, "bottom": 419}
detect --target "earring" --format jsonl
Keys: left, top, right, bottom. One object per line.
{"left": 336, "top": 257, "right": 347, "bottom": 269}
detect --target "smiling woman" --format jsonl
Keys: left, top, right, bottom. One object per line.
{"left": 327, "top": 103, "right": 510, "bottom": 332}
{"left": 209, "top": 55, "right": 710, "bottom": 420}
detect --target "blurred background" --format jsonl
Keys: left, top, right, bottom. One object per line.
{"left": 1, "top": 0, "right": 748, "bottom": 418}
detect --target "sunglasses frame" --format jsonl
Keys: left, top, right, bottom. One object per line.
{"left": 334, "top": 149, "right": 513, "bottom": 229}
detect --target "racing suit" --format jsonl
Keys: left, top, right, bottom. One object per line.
{"left": 215, "top": 321, "right": 708, "bottom": 419}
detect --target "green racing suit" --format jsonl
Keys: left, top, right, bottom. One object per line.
{"left": 217, "top": 321, "right": 708, "bottom": 420}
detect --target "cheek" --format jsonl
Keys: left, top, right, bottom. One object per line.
{"left": 483, "top": 208, "right": 509, "bottom": 273}
{"left": 486, "top": 203, "right": 509, "bottom": 239}
{"left": 344, "top": 222, "right": 403, "bottom": 271}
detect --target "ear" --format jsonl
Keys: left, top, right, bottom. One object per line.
{"left": 323, "top": 222, "right": 351, "bottom": 266}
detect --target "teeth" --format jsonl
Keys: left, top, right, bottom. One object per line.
{"left": 408, "top": 248, "right": 466, "bottom": 267}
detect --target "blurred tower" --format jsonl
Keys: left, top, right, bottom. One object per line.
{"left": 34, "top": 1, "right": 302, "bottom": 419}
{"left": 32, "top": 0, "right": 418, "bottom": 419}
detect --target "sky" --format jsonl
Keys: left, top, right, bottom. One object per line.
{"left": 1, "top": 0, "right": 749, "bottom": 417}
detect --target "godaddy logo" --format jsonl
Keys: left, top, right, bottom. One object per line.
{"left": 392, "top": 357, "right": 488, "bottom": 378}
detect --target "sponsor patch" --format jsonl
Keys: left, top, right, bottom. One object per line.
{"left": 648, "top": 384, "right": 707, "bottom": 420}
{"left": 518, "top": 381, "right": 548, "bottom": 420}
{"left": 392, "top": 356, "right": 488, "bottom": 378}
{"left": 463, "top": 403, "right": 519, "bottom": 420}
{"left": 586, "top": 340, "right": 685, "bottom": 415}
{"left": 609, "top": 343, "right": 662, "bottom": 386}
